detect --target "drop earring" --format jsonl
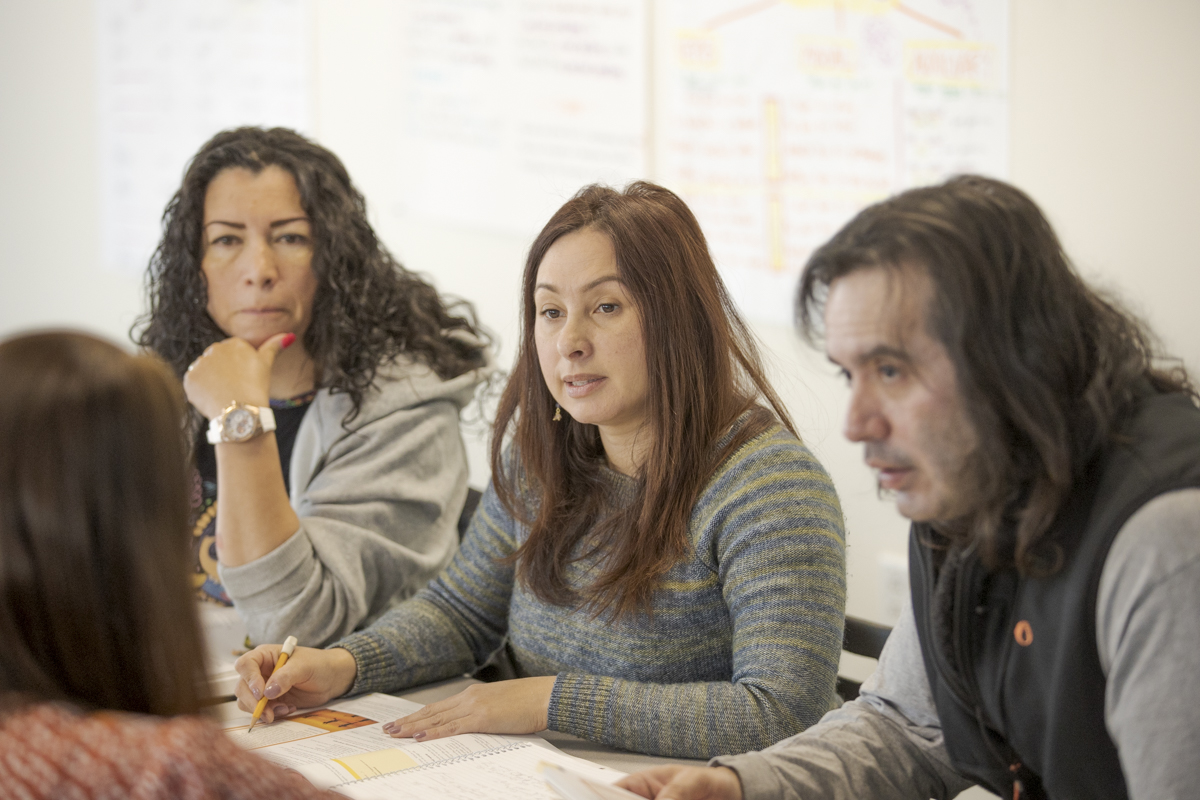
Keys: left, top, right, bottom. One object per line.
{"left": 553, "top": 403, "right": 562, "bottom": 422}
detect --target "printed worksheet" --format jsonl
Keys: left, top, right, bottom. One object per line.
{"left": 219, "top": 692, "right": 623, "bottom": 793}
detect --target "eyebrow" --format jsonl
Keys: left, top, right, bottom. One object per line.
{"left": 203, "top": 216, "right": 310, "bottom": 229}
{"left": 828, "top": 344, "right": 912, "bottom": 368}
{"left": 534, "top": 275, "right": 623, "bottom": 294}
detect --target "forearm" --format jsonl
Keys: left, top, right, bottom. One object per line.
{"left": 334, "top": 592, "right": 484, "bottom": 695}
{"left": 714, "top": 607, "right": 972, "bottom": 800}
{"left": 214, "top": 435, "right": 301, "bottom": 566}
{"left": 715, "top": 700, "right": 965, "bottom": 800}
{"left": 548, "top": 673, "right": 827, "bottom": 759}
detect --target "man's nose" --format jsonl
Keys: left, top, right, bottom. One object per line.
{"left": 843, "top": 386, "right": 888, "bottom": 443}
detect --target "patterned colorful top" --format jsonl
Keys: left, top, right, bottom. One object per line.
{"left": 191, "top": 391, "right": 317, "bottom": 606}
{"left": 0, "top": 703, "right": 331, "bottom": 799}
{"left": 336, "top": 419, "right": 847, "bottom": 759}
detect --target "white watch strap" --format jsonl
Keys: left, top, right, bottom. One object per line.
{"left": 205, "top": 404, "right": 277, "bottom": 444}
{"left": 206, "top": 416, "right": 223, "bottom": 445}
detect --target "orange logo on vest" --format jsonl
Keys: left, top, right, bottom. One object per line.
{"left": 1014, "top": 620, "right": 1033, "bottom": 647}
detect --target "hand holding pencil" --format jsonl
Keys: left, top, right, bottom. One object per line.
{"left": 247, "top": 636, "right": 297, "bottom": 732}
{"left": 234, "top": 638, "right": 360, "bottom": 726}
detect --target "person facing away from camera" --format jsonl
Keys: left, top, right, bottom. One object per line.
{"left": 135, "top": 126, "right": 492, "bottom": 648}
{"left": 0, "top": 331, "right": 334, "bottom": 799}
{"left": 618, "top": 175, "right": 1200, "bottom": 800}
{"left": 232, "top": 181, "right": 848, "bottom": 759}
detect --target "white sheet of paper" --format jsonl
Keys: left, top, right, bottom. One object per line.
{"left": 217, "top": 692, "right": 621, "bottom": 793}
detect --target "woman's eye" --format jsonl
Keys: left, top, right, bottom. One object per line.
{"left": 540, "top": 309, "right": 561, "bottom": 320}
{"left": 597, "top": 303, "right": 618, "bottom": 314}
{"left": 210, "top": 235, "right": 238, "bottom": 246}
{"left": 278, "top": 233, "right": 307, "bottom": 245}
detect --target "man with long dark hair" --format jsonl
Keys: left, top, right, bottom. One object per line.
{"left": 619, "top": 175, "right": 1200, "bottom": 799}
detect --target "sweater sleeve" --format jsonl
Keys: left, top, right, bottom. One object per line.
{"left": 547, "top": 435, "right": 848, "bottom": 758}
{"left": 218, "top": 397, "right": 466, "bottom": 648}
{"left": 333, "top": 480, "right": 519, "bottom": 695}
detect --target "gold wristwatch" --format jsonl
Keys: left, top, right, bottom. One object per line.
{"left": 206, "top": 401, "right": 277, "bottom": 445}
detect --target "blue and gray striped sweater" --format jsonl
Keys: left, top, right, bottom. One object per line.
{"left": 335, "top": 421, "right": 846, "bottom": 758}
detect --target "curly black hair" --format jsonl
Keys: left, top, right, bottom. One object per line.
{"left": 133, "top": 126, "right": 488, "bottom": 421}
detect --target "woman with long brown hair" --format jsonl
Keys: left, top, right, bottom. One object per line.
{"left": 234, "top": 182, "right": 847, "bottom": 759}
{"left": 0, "top": 331, "right": 331, "bottom": 798}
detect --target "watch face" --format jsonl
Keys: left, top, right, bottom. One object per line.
{"left": 223, "top": 407, "right": 258, "bottom": 441}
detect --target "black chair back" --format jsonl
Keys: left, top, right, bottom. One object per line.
{"left": 457, "top": 487, "right": 483, "bottom": 540}
{"left": 836, "top": 615, "right": 893, "bottom": 702}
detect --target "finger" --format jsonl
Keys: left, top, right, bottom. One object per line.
{"left": 234, "top": 646, "right": 281, "bottom": 701}
{"left": 257, "top": 331, "right": 297, "bottom": 370}
{"left": 385, "top": 699, "right": 476, "bottom": 737}
{"left": 659, "top": 767, "right": 741, "bottom": 800}
{"left": 404, "top": 719, "right": 466, "bottom": 742}
{"left": 263, "top": 658, "right": 306, "bottom": 700}
{"left": 233, "top": 681, "right": 257, "bottom": 713}
{"left": 617, "top": 767, "right": 681, "bottom": 798}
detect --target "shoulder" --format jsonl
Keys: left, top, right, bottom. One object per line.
{"left": 314, "top": 344, "right": 495, "bottom": 431}
{"left": 0, "top": 704, "right": 323, "bottom": 799}
{"left": 1097, "top": 488, "right": 1200, "bottom": 668}
{"left": 1099, "top": 488, "right": 1200, "bottom": 608}
{"left": 692, "top": 420, "right": 845, "bottom": 559}
{"left": 704, "top": 420, "right": 841, "bottom": 512}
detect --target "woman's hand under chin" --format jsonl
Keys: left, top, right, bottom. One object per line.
{"left": 380, "top": 676, "right": 558, "bottom": 741}
{"left": 183, "top": 333, "right": 294, "bottom": 419}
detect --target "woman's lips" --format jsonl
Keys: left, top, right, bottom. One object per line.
{"left": 563, "top": 376, "right": 605, "bottom": 398}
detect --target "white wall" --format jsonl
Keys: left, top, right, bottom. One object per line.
{"left": 2, "top": 0, "right": 1198, "bottom": 642}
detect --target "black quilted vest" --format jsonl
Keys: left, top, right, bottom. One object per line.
{"left": 909, "top": 389, "right": 1200, "bottom": 799}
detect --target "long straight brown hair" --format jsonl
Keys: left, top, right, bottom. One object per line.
{"left": 491, "top": 182, "right": 795, "bottom": 619}
{"left": 0, "top": 332, "right": 207, "bottom": 715}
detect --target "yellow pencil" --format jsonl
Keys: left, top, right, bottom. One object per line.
{"left": 247, "top": 635, "right": 298, "bottom": 733}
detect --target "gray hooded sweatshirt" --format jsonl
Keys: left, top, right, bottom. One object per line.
{"left": 218, "top": 350, "right": 491, "bottom": 647}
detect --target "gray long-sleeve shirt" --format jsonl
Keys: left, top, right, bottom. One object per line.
{"left": 217, "top": 352, "right": 490, "bottom": 648}
{"left": 715, "top": 488, "right": 1200, "bottom": 800}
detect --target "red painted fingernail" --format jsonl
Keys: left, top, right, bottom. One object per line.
{"left": 281, "top": 333, "right": 297, "bottom": 349}
{"left": 413, "top": 731, "right": 427, "bottom": 741}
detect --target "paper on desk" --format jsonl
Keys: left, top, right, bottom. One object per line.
{"left": 336, "top": 739, "right": 625, "bottom": 800}
{"left": 219, "top": 692, "right": 622, "bottom": 793}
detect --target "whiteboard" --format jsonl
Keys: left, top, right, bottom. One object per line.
{"left": 656, "top": 0, "right": 1010, "bottom": 324}
{"left": 391, "top": 0, "right": 650, "bottom": 237}
{"left": 95, "top": 0, "right": 314, "bottom": 275}
{"left": 93, "top": 0, "right": 1007, "bottom": 324}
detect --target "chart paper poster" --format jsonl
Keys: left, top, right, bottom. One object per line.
{"left": 394, "top": 0, "right": 649, "bottom": 236}
{"left": 96, "top": 0, "right": 313, "bottom": 275}
{"left": 657, "top": 0, "right": 1009, "bottom": 324}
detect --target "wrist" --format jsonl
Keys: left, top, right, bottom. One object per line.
{"left": 328, "top": 646, "right": 359, "bottom": 697}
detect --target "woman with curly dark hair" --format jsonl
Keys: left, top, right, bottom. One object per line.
{"left": 135, "top": 127, "right": 491, "bottom": 649}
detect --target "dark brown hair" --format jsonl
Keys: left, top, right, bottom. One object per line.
{"left": 0, "top": 331, "right": 207, "bottom": 715}
{"left": 492, "top": 181, "right": 795, "bottom": 618}
{"left": 796, "top": 174, "right": 1195, "bottom": 574}
{"left": 134, "top": 126, "right": 487, "bottom": 421}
